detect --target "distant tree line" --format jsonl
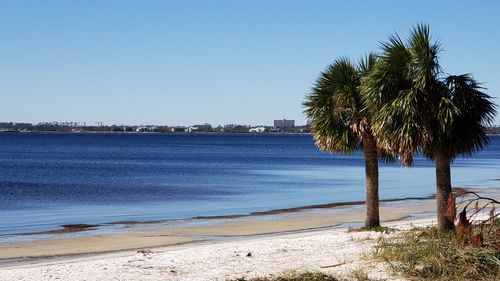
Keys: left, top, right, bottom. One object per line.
{"left": 2, "top": 121, "right": 499, "bottom": 135}
{"left": 0, "top": 122, "right": 311, "bottom": 134}
{"left": 487, "top": 126, "right": 500, "bottom": 134}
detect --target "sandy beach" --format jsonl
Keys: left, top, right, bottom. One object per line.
{"left": 0, "top": 198, "right": 441, "bottom": 281}
{"left": 0, "top": 215, "right": 439, "bottom": 281}
{"left": 1, "top": 188, "right": 497, "bottom": 281}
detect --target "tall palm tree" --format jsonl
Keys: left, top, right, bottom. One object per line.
{"left": 362, "top": 24, "right": 496, "bottom": 231}
{"left": 304, "top": 55, "right": 382, "bottom": 228}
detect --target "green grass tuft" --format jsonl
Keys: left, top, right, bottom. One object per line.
{"left": 347, "top": 225, "right": 395, "bottom": 234}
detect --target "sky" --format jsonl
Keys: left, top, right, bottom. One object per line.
{"left": 1, "top": 0, "right": 499, "bottom": 126}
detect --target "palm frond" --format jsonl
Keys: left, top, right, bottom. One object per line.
{"left": 372, "top": 89, "right": 422, "bottom": 165}
{"left": 360, "top": 24, "right": 497, "bottom": 164}
{"left": 407, "top": 24, "right": 442, "bottom": 91}
{"left": 444, "top": 74, "right": 497, "bottom": 157}
{"left": 303, "top": 54, "right": 394, "bottom": 155}
{"left": 358, "top": 53, "right": 377, "bottom": 75}
{"left": 303, "top": 58, "right": 362, "bottom": 153}
{"left": 361, "top": 36, "right": 412, "bottom": 112}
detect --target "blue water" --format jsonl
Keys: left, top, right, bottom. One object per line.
{"left": 0, "top": 133, "right": 499, "bottom": 235}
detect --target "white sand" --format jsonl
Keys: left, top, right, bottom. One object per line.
{"left": 0, "top": 217, "right": 435, "bottom": 281}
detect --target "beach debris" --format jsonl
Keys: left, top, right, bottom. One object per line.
{"left": 320, "top": 262, "right": 347, "bottom": 268}
{"left": 451, "top": 190, "right": 499, "bottom": 249}
{"left": 31, "top": 223, "right": 98, "bottom": 235}
{"left": 456, "top": 208, "right": 471, "bottom": 244}
{"left": 417, "top": 230, "right": 429, "bottom": 238}
{"left": 137, "top": 249, "right": 153, "bottom": 256}
{"left": 246, "top": 252, "right": 252, "bottom": 257}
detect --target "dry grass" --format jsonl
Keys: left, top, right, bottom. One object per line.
{"left": 373, "top": 223, "right": 500, "bottom": 281}
{"left": 229, "top": 271, "right": 339, "bottom": 281}
{"left": 230, "top": 269, "right": 385, "bottom": 281}
{"left": 348, "top": 268, "right": 384, "bottom": 281}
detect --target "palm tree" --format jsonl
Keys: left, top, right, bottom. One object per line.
{"left": 304, "top": 55, "right": 383, "bottom": 228}
{"left": 362, "top": 24, "right": 496, "bottom": 231}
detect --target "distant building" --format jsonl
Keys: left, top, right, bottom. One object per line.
{"left": 274, "top": 119, "right": 295, "bottom": 128}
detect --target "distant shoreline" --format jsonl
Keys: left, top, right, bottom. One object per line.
{"left": 1, "top": 130, "right": 499, "bottom": 136}
{"left": 0, "top": 130, "right": 313, "bottom": 136}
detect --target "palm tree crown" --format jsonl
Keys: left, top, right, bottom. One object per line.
{"left": 361, "top": 24, "right": 496, "bottom": 230}
{"left": 304, "top": 56, "right": 376, "bottom": 153}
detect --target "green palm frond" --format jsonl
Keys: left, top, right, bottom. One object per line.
{"left": 361, "top": 36, "right": 412, "bottom": 113}
{"left": 407, "top": 24, "right": 442, "bottom": 91}
{"left": 437, "top": 97, "right": 460, "bottom": 133}
{"left": 358, "top": 53, "right": 377, "bottom": 75}
{"left": 304, "top": 57, "right": 374, "bottom": 154}
{"left": 443, "top": 74, "right": 497, "bottom": 156}
{"left": 371, "top": 89, "right": 422, "bottom": 165}
{"left": 362, "top": 24, "right": 497, "bottom": 164}
{"left": 361, "top": 29, "right": 421, "bottom": 165}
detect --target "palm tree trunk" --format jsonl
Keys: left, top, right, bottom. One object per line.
{"left": 435, "top": 152, "right": 455, "bottom": 231}
{"left": 363, "top": 134, "right": 380, "bottom": 228}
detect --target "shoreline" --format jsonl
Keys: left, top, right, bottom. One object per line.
{"left": 1, "top": 129, "right": 499, "bottom": 136}
{"left": 0, "top": 188, "right": 497, "bottom": 281}
{"left": 0, "top": 216, "right": 440, "bottom": 281}
{"left": 191, "top": 194, "right": 437, "bottom": 219}
{"left": 4, "top": 193, "right": 438, "bottom": 238}
{"left": 0, "top": 196, "right": 438, "bottom": 263}
{"left": 0, "top": 187, "right": 496, "bottom": 264}
{"left": 0, "top": 131, "right": 312, "bottom": 135}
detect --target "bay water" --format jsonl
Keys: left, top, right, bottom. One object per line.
{"left": 1, "top": 133, "right": 498, "bottom": 236}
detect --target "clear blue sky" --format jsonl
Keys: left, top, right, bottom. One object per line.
{"left": 1, "top": 0, "right": 499, "bottom": 126}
